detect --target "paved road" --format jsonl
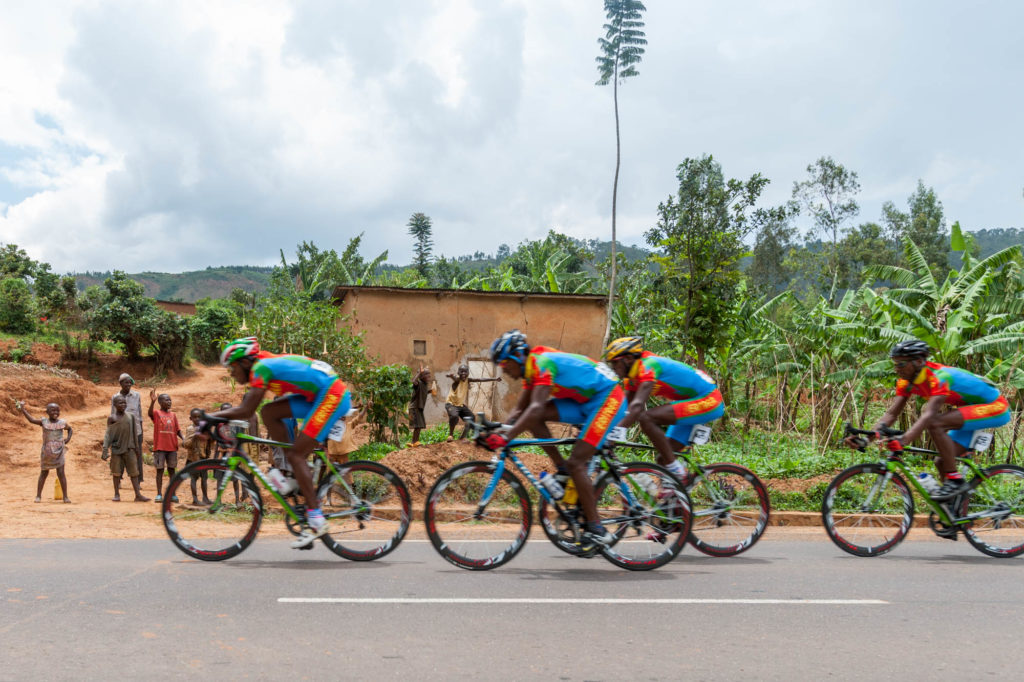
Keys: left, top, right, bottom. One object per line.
{"left": 2, "top": 535, "right": 1022, "bottom": 680}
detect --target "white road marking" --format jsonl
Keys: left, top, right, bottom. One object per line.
{"left": 278, "top": 597, "right": 887, "bottom": 605}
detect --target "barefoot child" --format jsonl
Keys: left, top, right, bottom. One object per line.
{"left": 149, "top": 389, "right": 183, "bottom": 502}
{"left": 103, "top": 395, "right": 150, "bottom": 502}
{"left": 183, "top": 408, "right": 212, "bottom": 505}
{"left": 18, "top": 401, "right": 72, "bottom": 503}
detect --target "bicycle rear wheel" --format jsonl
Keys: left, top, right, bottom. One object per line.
{"left": 538, "top": 495, "right": 587, "bottom": 556}
{"left": 963, "top": 464, "right": 1024, "bottom": 558}
{"left": 687, "top": 463, "right": 770, "bottom": 557}
{"left": 424, "top": 461, "right": 531, "bottom": 570}
{"left": 162, "top": 460, "right": 263, "bottom": 561}
{"left": 593, "top": 462, "right": 691, "bottom": 570}
{"left": 821, "top": 463, "right": 912, "bottom": 557}
{"left": 318, "top": 460, "right": 411, "bottom": 561}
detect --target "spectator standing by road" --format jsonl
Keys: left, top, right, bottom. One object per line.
{"left": 182, "top": 408, "right": 212, "bottom": 505}
{"left": 409, "top": 368, "right": 437, "bottom": 446}
{"left": 18, "top": 401, "right": 72, "bottom": 503}
{"left": 148, "top": 389, "right": 183, "bottom": 502}
{"left": 103, "top": 395, "right": 149, "bottom": 502}
{"left": 110, "top": 373, "right": 144, "bottom": 483}
{"left": 444, "top": 365, "right": 501, "bottom": 441}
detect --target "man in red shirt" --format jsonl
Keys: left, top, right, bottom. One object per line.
{"left": 149, "top": 389, "right": 183, "bottom": 502}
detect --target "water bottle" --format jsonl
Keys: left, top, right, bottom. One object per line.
{"left": 561, "top": 477, "right": 578, "bottom": 505}
{"left": 917, "top": 472, "right": 940, "bottom": 495}
{"left": 268, "top": 468, "right": 298, "bottom": 495}
{"left": 539, "top": 471, "right": 564, "bottom": 499}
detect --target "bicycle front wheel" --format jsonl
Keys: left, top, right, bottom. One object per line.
{"left": 963, "top": 464, "right": 1024, "bottom": 558}
{"left": 593, "top": 462, "right": 692, "bottom": 570}
{"left": 424, "top": 461, "right": 532, "bottom": 570}
{"left": 822, "top": 463, "right": 913, "bottom": 557}
{"left": 687, "top": 463, "right": 770, "bottom": 557}
{"left": 318, "top": 460, "right": 412, "bottom": 561}
{"left": 162, "top": 460, "right": 263, "bottom": 561}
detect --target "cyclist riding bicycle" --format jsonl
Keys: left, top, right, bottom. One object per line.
{"left": 209, "top": 337, "right": 352, "bottom": 548}
{"left": 484, "top": 329, "right": 627, "bottom": 547}
{"left": 604, "top": 337, "right": 724, "bottom": 482}
{"left": 863, "top": 339, "right": 1011, "bottom": 500}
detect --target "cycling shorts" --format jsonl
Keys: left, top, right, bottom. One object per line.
{"left": 947, "top": 395, "right": 1010, "bottom": 449}
{"left": 285, "top": 379, "right": 351, "bottom": 442}
{"left": 665, "top": 388, "right": 725, "bottom": 445}
{"left": 553, "top": 385, "right": 626, "bottom": 448}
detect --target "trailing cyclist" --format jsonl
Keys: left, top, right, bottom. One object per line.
{"left": 210, "top": 337, "right": 352, "bottom": 548}
{"left": 864, "top": 339, "right": 1011, "bottom": 501}
{"left": 485, "top": 330, "right": 626, "bottom": 547}
{"left": 604, "top": 337, "right": 724, "bottom": 482}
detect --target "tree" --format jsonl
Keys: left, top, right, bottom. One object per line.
{"left": 0, "top": 277, "right": 35, "bottom": 334}
{"left": 91, "top": 271, "right": 158, "bottom": 359}
{"left": 792, "top": 157, "right": 861, "bottom": 300}
{"left": 882, "top": 180, "right": 949, "bottom": 275}
{"left": 0, "top": 243, "right": 35, "bottom": 280}
{"left": 407, "top": 213, "right": 434, "bottom": 277}
{"left": 596, "top": 0, "right": 647, "bottom": 346}
{"left": 748, "top": 203, "right": 798, "bottom": 294}
{"left": 646, "top": 155, "right": 767, "bottom": 369}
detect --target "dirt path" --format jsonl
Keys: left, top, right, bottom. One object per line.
{"left": 0, "top": 363, "right": 248, "bottom": 538}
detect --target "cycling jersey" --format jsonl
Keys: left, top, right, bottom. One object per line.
{"left": 624, "top": 352, "right": 717, "bottom": 401}
{"left": 523, "top": 346, "right": 619, "bottom": 402}
{"left": 249, "top": 352, "right": 350, "bottom": 442}
{"left": 522, "top": 346, "right": 625, "bottom": 447}
{"left": 895, "top": 361, "right": 1000, "bottom": 406}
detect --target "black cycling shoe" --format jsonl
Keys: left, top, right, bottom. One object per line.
{"left": 931, "top": 478, "right": 968, "bottom": 501}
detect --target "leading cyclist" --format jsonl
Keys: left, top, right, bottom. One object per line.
{"left": 604, "top": 337, "right": 724, "bottom": 482}
{"left": 485, "top": 330, "right": 626, "bottom": 547}
{"left": 868, "top": 339, "right": 1011, "bottom": 500}
{"left": 209, "top": 337, "right": 352, "bottom": 548}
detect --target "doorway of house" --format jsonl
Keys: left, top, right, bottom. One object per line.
{"left": 466, "top": 359, "right": 499, "bottom": 419}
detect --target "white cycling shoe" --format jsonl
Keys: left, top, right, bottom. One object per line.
{"left": 290, "top": 518, "right": 329, "bottom": 549}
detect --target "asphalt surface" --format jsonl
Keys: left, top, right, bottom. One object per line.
{"left": 2, "top": 534, "right": 1023, "bottom": 680}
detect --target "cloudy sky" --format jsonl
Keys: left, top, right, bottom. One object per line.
{"left": 1, "top": 0, "right": 1022, "bottom": 274}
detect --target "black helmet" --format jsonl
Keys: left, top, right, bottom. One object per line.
{"left": 889, "top": 339, "right": 930, "bottom": 358}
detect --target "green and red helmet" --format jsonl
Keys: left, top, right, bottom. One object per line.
{"left": 220, "top": 336, "right": 260, "bottom": 366}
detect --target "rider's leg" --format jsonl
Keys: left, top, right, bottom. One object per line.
{"left": 637, "top": 404, "right": 683, "bottom": 467}
{"left": 566, "top": 439, "right": 600, "bottom": 522}
{"left": 925, "top": 410, "right": 967, "bottom": 478}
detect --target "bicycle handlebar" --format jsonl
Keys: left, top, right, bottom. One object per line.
{"left": 843, "top": 422, "right": 904, "bottom": 439}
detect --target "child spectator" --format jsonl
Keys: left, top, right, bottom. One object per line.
{"left": 110, "top": 373, "right": 144, "bottom": 483}
{"left": 148, "top": 389, "right": 183, "bottom": 502}
{"left": 444, "top": 364, "right": 501, "bottom": 441}
{"left": 409, "top": 368, "right": 437, "bottom": 446}
{"left": 183, "top": 408, "right": 212, "bottom": 505}
{"left": 213, "top": 402, "right": 246, "bottom": 503}
{"left": 18, "top": 401, "right": 72, "bottom": 503}
{"left": 103, "top": 395, "right": 150, "bottom": 502}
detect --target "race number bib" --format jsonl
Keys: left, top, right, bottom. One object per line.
{"left": 690, "top": 424, "right": 712, "bottom": 446}
{"left": 970, "top": 430, "right": 993, "bottom": 452}
{"left": 609, "top": 426, "right": 628, "bottom": 441}
{"left": 327, "top": 420, "right": 347, "bottom": 442}
{"left": 311, "top": 360, "right": 336, "bottom": 376}
{"left": 595, "top": 362, "right": 618, "bottom": 381}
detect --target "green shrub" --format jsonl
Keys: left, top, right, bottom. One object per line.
{"left": 0, "top": 277, "right": 36, "bottom": 334}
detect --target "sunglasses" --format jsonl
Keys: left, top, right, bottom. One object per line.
{"left": 892, "top": 359, "right": 915, "bottom": 369}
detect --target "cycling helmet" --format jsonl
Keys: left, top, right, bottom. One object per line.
{"left": 489, "top": 329, "right": 529, "bottom": 366}
{"left": 889, "top": 339, "right": 930, "bottom": 358}
{"left": 220, "top": 336, "right": 260, "bottom": 366}
{"left": 604, "top": 336, "right": 644, "bottom": 361}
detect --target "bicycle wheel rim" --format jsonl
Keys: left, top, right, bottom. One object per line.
{"left": 162, "top": 460, "right": 263, "bottom": 561}
{"left": 687, "top": 463, "right": 770, "bottom": 557}
{"left": 318, "top": 461, "right": 411, "bottom": 561}
{"left": 425, "top": 462, "right": 531, "bottom": 570}
{"left": 822, "top": 464, "right": 912, "bottom": 557}
{"left": 594, "top": 463, "right": 691, "bottom": 570}
{"left": 963, "top": 465, "right": 1024, "bottom": 558}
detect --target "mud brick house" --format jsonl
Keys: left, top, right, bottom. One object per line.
{"left": 331, "top": 285, "right": 608, "bottom": 423}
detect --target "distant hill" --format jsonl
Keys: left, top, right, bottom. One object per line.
{"left": 72, "top": 266, "right": 275, "bottom": 302}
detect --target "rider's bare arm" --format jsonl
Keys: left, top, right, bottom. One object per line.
{"left": 210, "top": 387, "right": 267, "bottom": 421}
{"left": 503, "top": 385, "right": 551, "bottom": 441}
{"left": 618, "top": 383, "right": 653, "bottom": 429}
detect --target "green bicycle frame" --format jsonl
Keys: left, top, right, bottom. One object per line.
{"left": 880, "top": 450, "right": 989, "bottom": 526}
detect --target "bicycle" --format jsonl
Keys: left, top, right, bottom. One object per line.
{"left": 821, "top": 423, "right": 1024, "bottom": 558}
{"left": 538, "top": 432, "right": 770, "bottom": 558}
{"left": 161, "top": 414, "right": 411, "bottom": 562}
{"left": 423, "top": 415, "right": 693, "bottom": 571}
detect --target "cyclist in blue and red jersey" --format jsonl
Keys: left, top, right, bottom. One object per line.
{"left": 870, "top": 339, "right": 1010, "bottom": 500}
{"left": 604, "top": 337, "right": 724, "bottom": 482}
{"left": 485, "top": 330, "right": 626, "bottom": 547}
{"left": 209, "top": 337, "right": 352, "bottom": 548}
